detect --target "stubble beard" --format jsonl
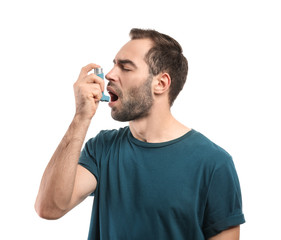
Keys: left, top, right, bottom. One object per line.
{"left": 111, "top": 75, "right": 154, "bottom": 122}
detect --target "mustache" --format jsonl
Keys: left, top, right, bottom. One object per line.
{"left": 107, "top": 82, "right": 123, "bottom": 97}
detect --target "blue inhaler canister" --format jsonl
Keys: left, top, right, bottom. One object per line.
{"left": 94, "top": 68, "right": 110, "bottom": 102}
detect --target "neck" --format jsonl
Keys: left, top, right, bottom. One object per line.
{"left": 129, "top": 105, "right": 190, "bottom": 143}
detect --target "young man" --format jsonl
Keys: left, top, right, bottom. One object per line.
{"left": 35, "top": 28, "right": 245, "bottom": 239}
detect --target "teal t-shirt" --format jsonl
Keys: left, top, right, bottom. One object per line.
{"left": 79, "top": 127, "right": 245, "bottom": 239}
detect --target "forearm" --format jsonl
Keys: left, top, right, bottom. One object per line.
{"left": 208, "top": 226, "right": 240, "bottom": 240}
{"left": 35, "top": 115, "right": 91, "bottom": 219}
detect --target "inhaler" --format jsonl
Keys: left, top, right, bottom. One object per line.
{"left": 94, "top": 68, "right": 110, "bottom": 102}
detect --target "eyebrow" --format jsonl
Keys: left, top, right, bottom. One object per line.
{"left": 113, "top": 59, "right": 137, "bottom": 69}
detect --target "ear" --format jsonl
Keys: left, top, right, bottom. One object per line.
{"left": 153, "top": 73, "right": 171, "bottom": 95}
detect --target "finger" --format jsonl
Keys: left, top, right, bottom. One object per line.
{"left": 88, "top": 82, "right": 103, "bottom": 97}
{"left": 91, "top": 88, "right": 103, "bottom": 101}
{"left": 79, "top": 63, "right": 101, "bottom": 78}
{"left": 86, "top": 73, "right": 105, "bottom": 92}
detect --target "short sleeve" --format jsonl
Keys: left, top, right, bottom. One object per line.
{"left": 78, "top": 138, "right": 99, "bottom": 196}
{"left": 203, "top": 158, "right": 245, "bottom": 238}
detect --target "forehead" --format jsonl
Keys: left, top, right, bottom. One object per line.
{"left": 115, "top": 39, "right": 153, "bottom": 64}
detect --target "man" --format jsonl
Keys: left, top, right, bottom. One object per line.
{"left": 35, "top": 28, "right": 245, "bottom": 239}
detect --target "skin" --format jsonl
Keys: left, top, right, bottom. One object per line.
{"left": 107, "top": 73, "right": 154, "bottom": 122}
{"left": 35, "top": 39, "right": 240, "bottom": 239}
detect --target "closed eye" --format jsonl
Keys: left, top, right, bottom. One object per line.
{"left": 113, "top": 58, "right": 137, "bottom": 72}
{"left": 120, "top": 65, "right": 132, "bottom": 72}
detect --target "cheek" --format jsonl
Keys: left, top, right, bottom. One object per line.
{"left": 121, "top": 71, "right": 152, "bottom": 94}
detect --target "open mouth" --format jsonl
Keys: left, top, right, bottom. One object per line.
{"left": 108, "top": 91, "right": 119, "bottom": 102}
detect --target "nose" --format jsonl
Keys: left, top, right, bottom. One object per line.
{"left": 105, "top": 67, "right": 118, "bottom": 82}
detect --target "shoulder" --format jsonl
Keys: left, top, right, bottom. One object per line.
{"left": 87, "top": 126, "right": 129, "bottom": 146}
{"left": 190, "top": 130, "right": 234, "bottom": 169}
{"left": 98, "top": 126, "right": 129, "bottom": 141}
{"left": 82, "top": 127, "right": 129, "bottom": 159}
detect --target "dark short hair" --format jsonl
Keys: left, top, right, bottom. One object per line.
{"left": 130, "top": 28, "right": 188, "bottom": 106}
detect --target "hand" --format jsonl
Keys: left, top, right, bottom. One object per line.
{"left": 73, "top": 63, "right": 105, "bottom": 120}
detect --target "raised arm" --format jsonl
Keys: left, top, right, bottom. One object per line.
{"left": 35, "top": 63, "right": 104, "bottom": 219}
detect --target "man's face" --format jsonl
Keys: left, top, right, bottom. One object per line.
{"left": 105, "top": 39, "right": 154, "bottom": 122}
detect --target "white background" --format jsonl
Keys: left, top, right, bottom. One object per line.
{"left": 0, "top": 0, "right": 280, "bottom": 239}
